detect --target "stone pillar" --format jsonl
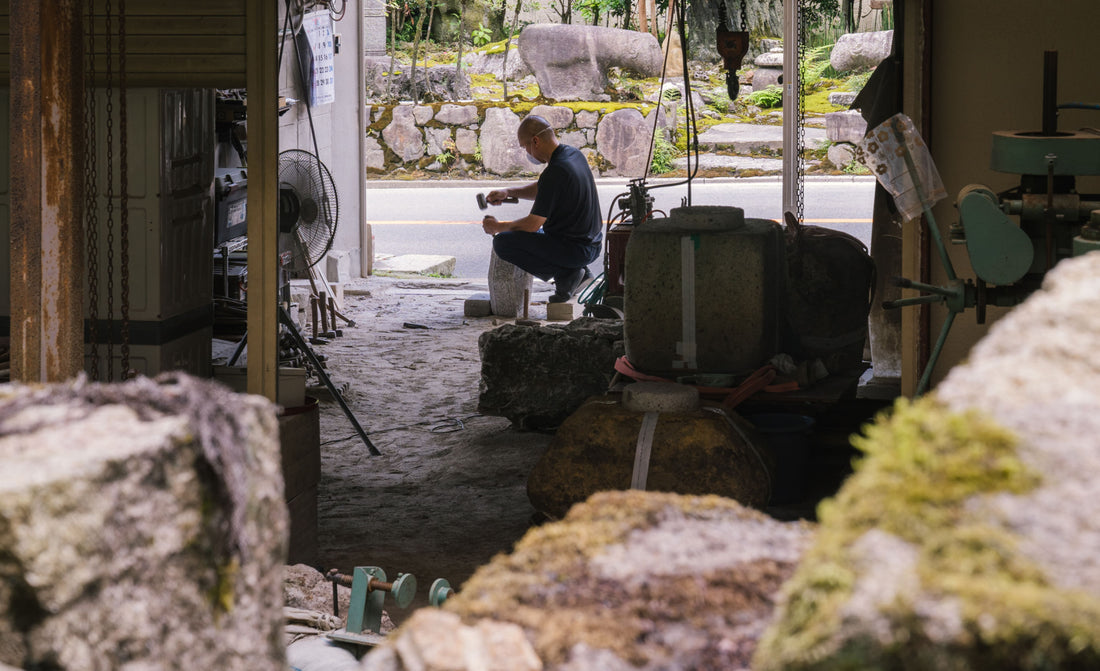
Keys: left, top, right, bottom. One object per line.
{"left": 363, "top": 0, "right": 387, "bottom": 57}
{"left": 488, "top": 249, "right": 533, "bottom": 317}
{"left": 0, "top": 374, "right": 288, "bottom": 669}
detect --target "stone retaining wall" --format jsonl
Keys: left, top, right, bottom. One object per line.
{"left": 365, "top": 101, "right": 674, "bottom": 178}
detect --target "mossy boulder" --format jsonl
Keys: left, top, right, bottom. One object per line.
{"left": 754, "top": 253, "right": 1100, "bottom": 670}
{"left": 362, "top": 491, "right": 812, "bottom": 670}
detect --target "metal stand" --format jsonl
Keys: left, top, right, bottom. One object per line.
{"left": 223, "top": 308, "right": 381, "bottom": 456}
{"left": 278, "top": 306, "right": 381, "bottom": 456}
{"left": 326, "top": 567, "right": 417, "bottom": 647}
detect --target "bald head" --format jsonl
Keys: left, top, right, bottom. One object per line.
{"left": 518, "top": 115, "right": 553, "bottom": 143}
{"left": 517, "top": 114, "right": 558, "bottom": 164}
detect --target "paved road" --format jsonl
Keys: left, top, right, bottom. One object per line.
{"left": 365, "top": 177, "right": 877, "bottom": 279}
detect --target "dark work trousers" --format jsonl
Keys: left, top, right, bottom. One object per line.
{"left": 492, "top": 230, "right": 600, "bottom": 282}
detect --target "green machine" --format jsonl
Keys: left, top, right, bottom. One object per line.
{"left": 886, "top": 51, "right": 1100, "bottom": 393}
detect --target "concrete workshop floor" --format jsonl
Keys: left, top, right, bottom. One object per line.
{"left": 307, "top": 273, "right": 893, "bottom": 623}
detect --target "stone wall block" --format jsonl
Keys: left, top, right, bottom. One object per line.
{"left": 435, "top": 103, "right": 479, "bottom": 125}
{"left": 455, "top": 128, "right": 478, "bottom": 156}
{"left": 480, "top": 107, "right": 532, "bottom": 176}
{"left": 576, "top": 110, "right": 599, "bottom": 129}
{"left": 596, "top": 108, "right": 652, "bottom": 178}
{"left": 382, "top": 105, "right": 425, "bottom": 163}
{"left": 529, "top": 104, "right": 574, "bottom": 129}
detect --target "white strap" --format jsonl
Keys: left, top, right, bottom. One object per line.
{"left": 631, "top": 411, "right": 660, "bottom": 490}
{"left": 674, "top": 236, "right": 697, "bottom": 369}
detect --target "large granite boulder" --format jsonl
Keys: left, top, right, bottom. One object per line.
{"left": 478, "top": 318, "right": 623, "bottom": 429}
{"left": 596, "top": 108, "right": 654, "bottom": 178}
{"left": 462, "top": 40, "right": 531, "bottom": 80}
{"left": 0, "top": 374, "right": 287, "bottom": 670}
{"left": 518, "top": 24, "right": 663, "bottom": 101}
{"left": 527, "top": 386, "right": 773, "bottom": 519}
{"left": 361, "top": 491, "right": 812, "bottom": 670}
{"left": 829, "top": 30, "right": 894, "bottom": 73}
{"left": 755, "top": 252, "right": 1100, "bottom": 670}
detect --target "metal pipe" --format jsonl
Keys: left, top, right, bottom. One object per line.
{"left": 1043, "top": 51, "right": 1058, "bottom": 136}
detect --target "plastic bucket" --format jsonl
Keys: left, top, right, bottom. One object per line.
{"left": 747, "top": 413, "right": 815, "bottom": 505}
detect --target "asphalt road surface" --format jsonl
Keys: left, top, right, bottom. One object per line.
{"left": 365, "top": 177, "right": 877, "bottom": 279}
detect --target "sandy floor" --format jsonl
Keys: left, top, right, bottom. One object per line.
{"left": 310, "top": 274, "right": 561, "bottom": 621}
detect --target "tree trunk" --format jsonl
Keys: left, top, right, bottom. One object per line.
{"left": 410, "top": 0, "right": 428, "bottom": 102}
{"left": 423, "top": 0, "right": 437, "bottom": 98}
{"left": 638, "top": 0, "right": 647, "bottom": 34}
{"left": 647, "top": 0, "right": 658, "bottom": 36}
{"left": 501, "top": 0, "right": 522, "bottom": 99}
{"left": 387, "top": 5, "right": 398, "bottom": 99}
{"left": 454, "top": 0, "right": 466, "bottom": 81}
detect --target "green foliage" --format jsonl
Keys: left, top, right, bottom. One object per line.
{"left": 650, "top": 132, "right": 677, "bottom": 174}
{"left": 472, "top": 21, "right": 493, "bottom": 47}
{"left": 748, "top": 85, "right": 784, "bottom": 109}
{"left": 709, "top": 89, "right": 732, "bottom": 115}
{"left": 573, "top": 0, "right": 628, "bottom": 24}
{"left": 800, "top": 44, "right": 839, "bottom": 89}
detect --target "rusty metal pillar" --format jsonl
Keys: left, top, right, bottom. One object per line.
{"left": 9, "top": 0, "right": 85, "bottom": 382}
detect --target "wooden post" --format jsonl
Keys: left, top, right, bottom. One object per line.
{"left": 246, "top": 0, "right": 279, "bottom": 401}
{"left": 9, "top": 0, "right": 85, "bottom": 382}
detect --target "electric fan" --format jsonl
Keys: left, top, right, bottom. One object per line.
{"left": 278, "top": 149, "right": 338, "bottom": 273}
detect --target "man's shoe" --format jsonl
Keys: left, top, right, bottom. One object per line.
{"left": 550, "top": 267, "right": 587, "bottom": 303}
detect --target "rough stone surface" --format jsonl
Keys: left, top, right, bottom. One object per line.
{"left": 488, "top": 249, "right": 533, "bottom": 317}
{"left": 751, "top": 66, "right": 782, "bottom": 90}
{"left": 576, "top": 110, "right": 599, "bottom": 128}
{"left": 528, "top": 396, "right": 773, "bottom": 518}
{"left": 755, "top": 253, "right": 1100, "bottom": 670}
{"left": 697, "top": 122, "right": 827, "bottom": 152}
{"left": 360, "top": 609, "right": 542, "bottom": 671}
{"left": 364, "top": 57, "right": 472, "bottom": 102}
{"left": 559, "top": 130, "right": 587, "bottom": 149}
{"left": 478, "top": 318, "right": 624, "bottom": 429}
{"left": 382, "top": 105, "right": 425, "bottom": 163}
{"left": 462, "top": 41, "right": 531, "bottom": 80}
{"left": 595, "top": 108, "right": 652, "bottom": 178}
{"left": 827, "top": 142, "right": 857, "bottom": 168}
{"left": 825, "top": 109, "right": 868, "bottom": 143}
{"left": 455, "top": 128, "right": 478, "bottom": 155}
{"left": 425, "top": 126, "right": 453, "bottom": 158}
{"left": 362, "top": 491, "right": 812, "bottom": 670}
{"left": 479, "top": 107, "right": 534, "bottom": 176}
{"left": 829, "top": 91, "right": 858, "bottom": 106}
{"left": 0, "top": 374, "right": 287, "bottom": 670}
{"left": 518, "top": 24, "right": 663, "bottom": 101}
{"left": 529, "top": 104, "right": 574, "bottom": 129}
{"left": 364, "top": 136, "right": 385, "bottom": 171}
{"left": 830, "top": 30, "right": 894, "bottom": 73}
{"left": 755, "top": 49, "right": 784, "bottom": 68}
{"left": 434, "top": 103, "right": 479, "bottom": 126}
{"left": 412, "top": 105, "right": 434, "bottom": 125}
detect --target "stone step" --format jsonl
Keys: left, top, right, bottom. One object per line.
{"left": 696, "top": 123, "right": 828, "bottom": 153}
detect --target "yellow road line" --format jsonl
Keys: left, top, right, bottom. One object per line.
{"left": 368, "top": 218, "right": 875, "bottom": 225}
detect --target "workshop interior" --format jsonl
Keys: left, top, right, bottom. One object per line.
{"left": 0, "top": 0, "right": 1098, "bottom": 663}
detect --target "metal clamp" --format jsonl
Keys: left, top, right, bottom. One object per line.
{"left": 326, "top": 566, "right": 417, "bottom": 647}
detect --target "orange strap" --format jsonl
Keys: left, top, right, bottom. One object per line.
{"left": 613, "top": 357, "right": 797, "bottom": 408}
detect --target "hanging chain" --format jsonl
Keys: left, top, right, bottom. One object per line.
{"left": 119, "top": 0, "right": 130, "bottom": 378}
{"left": 104, "top": 0, "right": 116, "bottom": 381}
{"left": 84, "top": 0, "right": 100, "bottom": 380}
{"left": 795, "top": 0, "right": 807, "bottom": 222}
{"left": 739, "top": 0, "right": 747, "bottom": 31}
